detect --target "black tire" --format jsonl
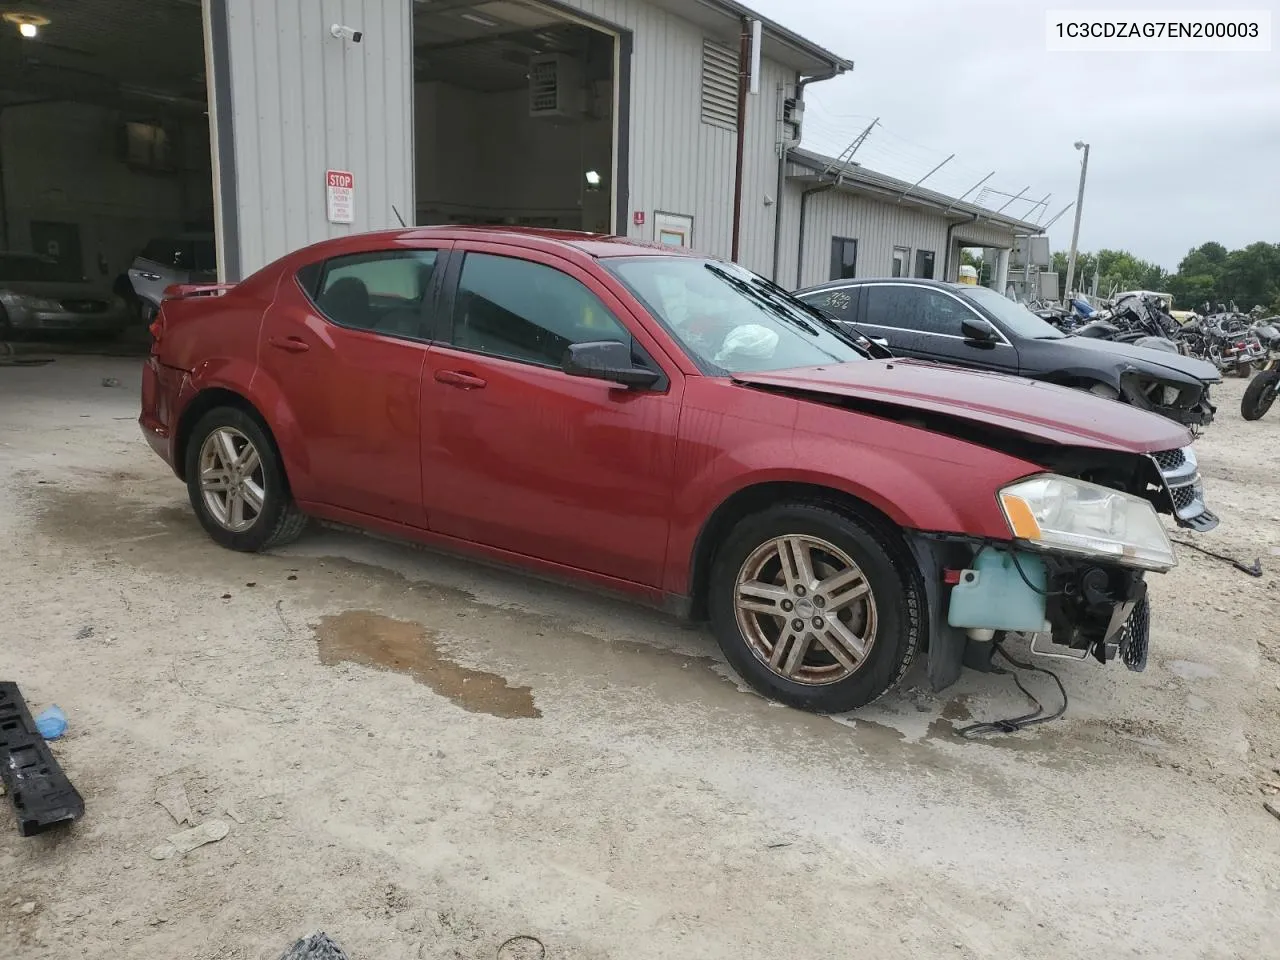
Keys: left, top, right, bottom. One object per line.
{"left": 708, "top": 502, "right": 922, "bottom": 714}
{"left": 1234, "top": 361, "right": 1253, "bottom": 379}
{"left": 1241, "top": 370, "right": 1279, "bottom": 421}
{"left": 184, "top": 406, "right": 308, "bottom": 552}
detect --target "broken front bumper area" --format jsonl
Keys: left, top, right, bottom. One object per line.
{"left": 1120, "top": 374, "right": 1217, "bottom": 428}
{"left": 908, "top": 535, "right": 1155, "bottom": 692}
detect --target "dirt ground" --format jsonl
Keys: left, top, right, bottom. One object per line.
{"left": 2, "top": 356, "right": 1279, "bottom": 960}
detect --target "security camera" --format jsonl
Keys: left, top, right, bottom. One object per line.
{"left": 330, "top": 24, "right": 363, "bottom": 42}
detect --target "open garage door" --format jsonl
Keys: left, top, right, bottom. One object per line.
{"left": 413, "top": 0, "right": 622, "bottom": 234}
{"left": 0, "top": 0, "right": 214, "bottom": 349}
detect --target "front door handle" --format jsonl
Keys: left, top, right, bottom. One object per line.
{"left": 434, "top": 369, "right": 487, "bottom": 390}
{"left": 267, "top": 335, "right": 310, "bottom": 354}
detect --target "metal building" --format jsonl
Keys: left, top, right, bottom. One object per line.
{"left": 0, "top": 0, "right": 1041, "bottom": 302}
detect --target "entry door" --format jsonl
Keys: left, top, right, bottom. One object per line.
{"left": 421, "top": 245, "right": 681, "bottom": 588}
{"left": 861, "top": 283, "right": 1019, "bottom": 373}
{"left": 257, "top": 245, "right": 449, "bottom": 526}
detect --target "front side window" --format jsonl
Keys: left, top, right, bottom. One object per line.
{"left": 606, "top": 256, "right": 868, "bottom": 374}
{"left": 830, "top": 237, "right": 858, "bottom": 280}
{"left": 451, "top": 253, "right": 629, "bottom": 367}
{"left": 864, "top": 285, "right": 976, "bottom": 336}
{"left": 312, "top": 249, "right": 438, "bottom": 337}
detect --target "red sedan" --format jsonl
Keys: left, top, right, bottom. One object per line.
{"left": 141, "top": 228, "right": 1212, "bottom": 713}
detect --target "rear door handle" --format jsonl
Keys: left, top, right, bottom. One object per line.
{"left": 434, "top": 369, "right": 487, "bottom": 390}
{"left": 267, "top": 335, "right": 310, "bottom": 354}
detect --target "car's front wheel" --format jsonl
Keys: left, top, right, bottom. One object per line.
{"left": 708, "top": 503, "right": 921, "bottom": 713}
{"left": 184, "top": 407, "right": 308, "bottom": 552}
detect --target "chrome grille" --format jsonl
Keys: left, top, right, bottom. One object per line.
{"left": 1151, "top": 448, "right": 1186, "bottom": 471}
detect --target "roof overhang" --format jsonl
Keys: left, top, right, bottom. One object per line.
{"left": 788, "top": 148, "right": 1045, "bottom": 235}
{"left": 641, "top": 0, "right": 852, "bottom": 77}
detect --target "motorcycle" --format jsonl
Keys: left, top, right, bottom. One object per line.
{"left": 1242, "top": 352, "right": 1279, "bottom": 420}
{"left": 1074, "top": 294, "right": 1184, "bottom": 355}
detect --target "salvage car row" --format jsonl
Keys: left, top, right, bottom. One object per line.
{"left": 138, "top": 226, "right": 1223, "bottom": 715}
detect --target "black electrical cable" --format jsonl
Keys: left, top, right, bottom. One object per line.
{"left": 1169, "top": 538, "right": 1263, "bottom": 577}
{"left": 954, "top": 641, "right": 1069, "bottom": 738}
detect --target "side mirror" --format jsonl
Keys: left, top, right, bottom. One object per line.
{"left": 961, "top": 315, "right": 997, "bottom": 341}
{"left": 562, "top": 340, "right": 661, "bottom": 389}
{"left": 870, "top": 336, "right": 890, "bottom": 348}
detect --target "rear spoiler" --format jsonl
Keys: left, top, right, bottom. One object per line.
{"left": 161, "top": 282, "right": 236, "bottom": 301}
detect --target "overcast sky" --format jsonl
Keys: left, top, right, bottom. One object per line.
{"left": 744, "top": 0, "right": 1279, "bottom": 270}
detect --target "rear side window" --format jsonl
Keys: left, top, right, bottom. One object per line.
{"left": 308, "top": 250, "right": 439, "bottom": 339}
{"left": 862, "top": 285, "right": 918, "bottom": 330}
{"left": 800, "top": 286, "right": 860, "bottom": 323}
{"left": 140, "top": 239, "right": 181, "bottom": 266}
{"left": 450, "top": 253, "right": 629, "bottom": 367}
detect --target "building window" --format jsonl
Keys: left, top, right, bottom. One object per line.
{"left": 700, "top": 40, "right": 738, "bottom": 130}
{"left": 914, "top": 249, "right": 936, "bottom": 279}
{"left": 830, "top": 237, "right": 858, "bottom": 280}
{"left": 891, "top": 246, "right": 910, "bottom": 278}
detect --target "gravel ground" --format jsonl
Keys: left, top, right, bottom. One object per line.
{"left": 2, "top": 356, "right": 1279, "bottom": 960}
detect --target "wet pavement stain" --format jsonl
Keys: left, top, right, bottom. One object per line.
{"left": 315, "top": 610, "right": 541, "bottom": 719}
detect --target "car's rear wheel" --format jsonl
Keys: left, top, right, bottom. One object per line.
{"left": 708, "top": 503, "right": 920, "bottom": 713}
{"left": 184, "top": 407, "right": 308, "bottom": 552}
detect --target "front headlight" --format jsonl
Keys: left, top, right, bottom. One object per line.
{"left": 18, "top": 295, "right": 62, "bottom": 312}
{"left": 999, "top": 474, "right": 1175, "bottom": 572}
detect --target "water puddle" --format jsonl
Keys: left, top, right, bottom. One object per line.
{"left": 315, "top": 610, "right": 541, "bottom": 719}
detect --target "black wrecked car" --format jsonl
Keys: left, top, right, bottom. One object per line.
{"left": 794, "top": 278, "right": 1220, "bottom": 428}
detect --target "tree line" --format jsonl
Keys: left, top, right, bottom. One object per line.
{"left": 1050, "top": 241, "right": 1280, "bottom": 313}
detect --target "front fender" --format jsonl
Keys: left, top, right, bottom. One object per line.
{"left": 663, "top": 392, "right": 1042, "bottom": 596}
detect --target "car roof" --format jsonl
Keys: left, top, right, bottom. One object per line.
{"left": 798, "top": 277, "right": 976, "bottom": 294}
{"left": 299, "top": 226, "right": 706, "bottom": 261}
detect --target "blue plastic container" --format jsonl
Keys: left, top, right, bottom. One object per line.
{"left": 947, "top": 548, "right": 1049, "bottom": 633}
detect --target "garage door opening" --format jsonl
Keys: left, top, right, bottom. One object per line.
{"left": 413, "top": 0, "right": 619, "bottom": 234}
{"left": 0, "top": 0, "right": 214, "bottom": 347}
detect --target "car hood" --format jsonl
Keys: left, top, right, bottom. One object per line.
{"left": 0, "top": 279, "right": 112, "bottom": 299}
{"left": 1061, "top": 335, "right": 1221, "bottom": 382}
{"left": 733, "top": 359, "right": 1192, "bottom": 454}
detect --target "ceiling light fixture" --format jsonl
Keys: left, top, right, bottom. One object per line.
{"left": 3, "top": 12, "right": 50, "bottom": 39}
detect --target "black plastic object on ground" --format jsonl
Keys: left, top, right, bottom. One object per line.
{"left": 0, "top": 682, "right": 85, "bottom": 836}
{"left": 277, "top": 933, "right": 352, "bottom": 960}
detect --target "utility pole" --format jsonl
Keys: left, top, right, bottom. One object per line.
{"left": 1063, "top": 141, "right": 1090, "bottom": 302}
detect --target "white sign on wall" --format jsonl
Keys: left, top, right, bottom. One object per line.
{"left": 326, "top": 169, "right": 355, "bottom": 224}
{"left": 653, "top": 211, "right": 694, "bottom": 248}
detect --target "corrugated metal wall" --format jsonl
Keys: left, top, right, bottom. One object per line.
{"left": 218, "top": 0, "right": 413, "bottom": 278}
{"left": 515, "top": 0, "right": 793, "bottom": 277}
{"left": 776, "top": 179, "right": 1021, "bottom": 290}
{"left": 214, "top": 0, "right": 802, "bottom": 280}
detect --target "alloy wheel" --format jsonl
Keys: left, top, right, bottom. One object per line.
{"left": 733, "top": 535, "right": 878, "bottom": 686}
{"left": 198, "top": 426, "right": 266, "bottom": 533}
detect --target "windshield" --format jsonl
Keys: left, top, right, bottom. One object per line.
{"left": 959, "top": 285, "right": 1066, "bottom": 339}
{"left": 0, "top": 254, "right": 80, "bottom": 283}
{"left": 605, "top": 256, "right": 869, "bottom": 374}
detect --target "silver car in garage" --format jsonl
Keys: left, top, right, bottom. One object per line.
{"left": 0, "top": 252, "right": 132, "bottom": 338}
{"left": 127, "top": 233, "right": 217, "bottom": 321}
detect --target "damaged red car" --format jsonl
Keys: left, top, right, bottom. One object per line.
{"left": 140, "top": 228, "right": 1216, "bottom": 713}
